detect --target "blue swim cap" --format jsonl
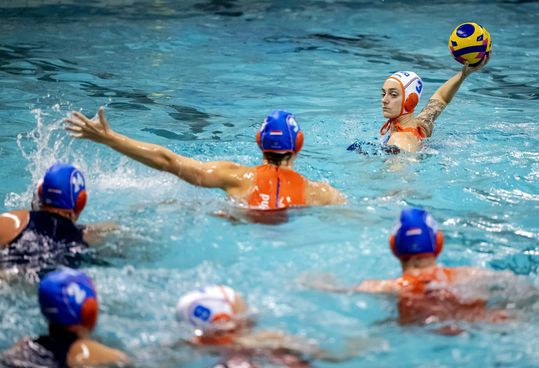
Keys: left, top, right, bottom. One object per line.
{"left": 257, "top": 110, "right": 304, "bottom": 153}
{"left": 390, "top": 208, "right": 444, "bottom": 258}
{"left": 39, "top": 268, "right": 98, "bottom": 328}
{"left": 40, "top": 163, "right": 87, "bottom": 213}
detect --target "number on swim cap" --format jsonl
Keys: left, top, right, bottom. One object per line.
{"left": 193, "top": 304, "right": 212, "bottom": 321}
{"left": 66, "top": 282, "right": 87, "bottom": 304}
{"left": 71, "top": 171, "right": 85, "bottom": 194}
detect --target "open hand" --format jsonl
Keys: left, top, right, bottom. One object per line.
{"left": 65, "top": 107, "right": 112, "bottom": 143}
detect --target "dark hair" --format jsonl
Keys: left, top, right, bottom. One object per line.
{"left": 263, "top": 152, "right": 293, "bottom": 166}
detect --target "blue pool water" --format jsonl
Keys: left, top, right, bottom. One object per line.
{"left": 1, "top": 1, "right": 538, "bottom": 367}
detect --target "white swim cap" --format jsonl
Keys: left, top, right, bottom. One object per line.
{"left": 386, "top": 71, "right": 423, "bottom": 116}
{"left": 176, "top": 285, "right": 239, "bottom": 333}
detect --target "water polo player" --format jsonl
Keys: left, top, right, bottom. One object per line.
{"left": 175, "top": 285, "right": 357, "bottom": 367}
{"left": 1, "top": 268, "right": 129, "bottom": 367}
{"left": 0, "top": 163, "right": 91, "bottom": 273}
{"left": 65, "top": 108, "right": 345, "bottom": 210}
{"left": 306, "top": 208, "right": 527, "bottom": 331}
{"left": 356, "top": 55, "right": 489, "bottom": 153}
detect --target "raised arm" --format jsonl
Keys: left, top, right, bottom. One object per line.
{"left": 414, "top": 55, "right": 489, "bottom": 137}
{"left": 65, "top": 107, "right": 244, "bottom": 190}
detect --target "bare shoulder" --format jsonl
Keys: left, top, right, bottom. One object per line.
{"left": 183, "top": 159, "right": 251, "bottom": 190}
{"left": 0, "top": 210, "right": 30, "bottom": 247}
{"left": 306, "top": 180, "right": 346, "bottom": 206}
{"left": 210, "top": 161, "right": 255, "bottom": 193}
{"left": 413, "top": 98, "right": 448, "bottom": 137}
{"left": 202, "top": 160, "right": 251, "bottom": 179}
{"left": 67, "top": 338, "right": 130, "bottom": 367}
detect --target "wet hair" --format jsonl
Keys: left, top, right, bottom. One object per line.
{"left": 263, "top": 152, "right": 293, "bottom": 166}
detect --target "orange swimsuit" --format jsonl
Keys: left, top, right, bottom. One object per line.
{"left": 395, "top": 267, "right": 502, "bottom": 325}
{"left": 247, "top": 165, "right": 306, "bottom": 210}
{"left": 397, "top": 266, "right": 456, "bottom": 293}
{"left": 380, "top": 119, "right": 426, "bottom": 140}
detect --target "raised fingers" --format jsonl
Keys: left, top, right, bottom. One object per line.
{"left": 72, "top": 111, "right": 95, "bottom": 123}
{"left": 97, "top": 106, "right": 110, "bottom": 130}
{"left": 64, "top": 124, "right": 82, "bottom": 133}
{"left": 64, "top": 116, "right": 86, "bottom": 128}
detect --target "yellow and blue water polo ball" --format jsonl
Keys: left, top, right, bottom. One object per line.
{"left": 448, "top": 22, "right": 492, "bottom": 66}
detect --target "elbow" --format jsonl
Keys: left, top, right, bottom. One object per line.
{"left": 432, "top": 94, "right": 449, "bottom": 106}
{"left": 156, "top": 150, "right": 176, "bottom": 173}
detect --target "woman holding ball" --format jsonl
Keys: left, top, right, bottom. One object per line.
{"left": 375, "top": 22, "right": 491, "bottom": 153}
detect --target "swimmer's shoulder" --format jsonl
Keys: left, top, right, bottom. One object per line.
{"left": 67, "top": 338, "right": 130, "bottom": 368}
{"left": 451, "top": 266, "right": 500, "bottom": 280}
{"left": 305, "top": 180, "right": 346, "bottom": 206}
{"left": 213, "top": 161, "right": 254, "bottom": 179}
{"left": 221, "top": 163, "right": 256, "bottom": 197}
{"left": 0, "top": 210, "right": 30, "bottom": 247}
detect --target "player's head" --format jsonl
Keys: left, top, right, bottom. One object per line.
{"left": 175, "top": 285, "right": 247, "bottom": 335}
{"left": 39, "top": 268, "right": 98, "bottom": 332}
{"left": 257, "top": 110, "right": 304, "bottom": 164}
{"left": 389, "top": 207, "right": 444, "bottom": 260}
{"left": 36, "top": 163, "right": 87, "bottom": 218}
{"left": 382, "top": 71, "right": 423, "bottom": 119}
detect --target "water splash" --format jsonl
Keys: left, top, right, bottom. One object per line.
{"left": 4, "top": 105, "right": 75, "bottom": 209}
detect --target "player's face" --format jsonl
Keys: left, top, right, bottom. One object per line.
{"left": 381, "top": 79, "right": 403, "bottom": 119}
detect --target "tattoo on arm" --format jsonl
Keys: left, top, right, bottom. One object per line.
{"left": 414, "top": 99, "right": 447, "bottom": 137}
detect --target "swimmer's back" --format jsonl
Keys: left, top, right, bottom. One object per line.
{"left": 0, "top": 211, "right": 87, "bottom": 269}
{"left": 247, "top": 165, "right": 306, "bottom": 209}
{"left": 227, "top": 165, "right": 344, "bottom": 209}
{"left": 397, "top": 266, "right": 507, "bottom": 324}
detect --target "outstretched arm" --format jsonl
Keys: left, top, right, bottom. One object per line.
{"left": 82, "top": 221, "right": 119, "bottom": 246}
{"left": 415, "top": 55, "right": 489, "bottom": 137}
{"left": 65, "top": 107, "right": 243, "bottom": 190}
{"left": 353, "top": 279, "right": 400, "bottom": 295}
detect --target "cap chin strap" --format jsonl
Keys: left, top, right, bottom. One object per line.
{"left": 380, "top": 113, "right": 420, "bottom": 138}
{"left": 380, "top": 118, "right": 395, "bottom": 136}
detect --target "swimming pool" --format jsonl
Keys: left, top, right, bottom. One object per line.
{"left": 1, "top": 0, "right": 538, "bottom": 366}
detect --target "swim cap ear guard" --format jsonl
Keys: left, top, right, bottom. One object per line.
{"left": 38, "top": 163, "right": 87, "bottom": 215}
{"left": 389, "top": 208, "right": 444, "bottom": 259}
{"left": 39, "top": 268, "right": 99, "bottom": 330}
{"left": 257, "top": 110, "right": 303, "bottom": 153}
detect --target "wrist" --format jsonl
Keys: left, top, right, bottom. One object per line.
{"left": 101, "top": 130, "right": 117, "bottom": 145}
